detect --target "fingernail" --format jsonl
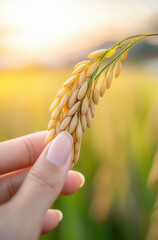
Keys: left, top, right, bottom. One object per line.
{"left": 77, "top": 172, "right": 85, "bottom": 188}
{"left": 47, "top": 132, "right": 73, "bottom": 167}
{"left": 55, "top": 210, "right": 63, "bottom": 221}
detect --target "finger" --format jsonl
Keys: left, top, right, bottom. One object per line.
{"left": 41, "top": 209, "right": 63, "bottom": 234}
{"left": 0, "top": 168, "right": 85, "bottom": 204}
{"left": 0, "top": 131, "right": 47, "bottom": 175}
{"left": 60, "top": 170, "right": 85, "bottom": 195}
{"left": 13, "top": 132, "right": 73, "bottom": 217}
{"left": 0, "top": 168, "right": 29, "bottom": 204}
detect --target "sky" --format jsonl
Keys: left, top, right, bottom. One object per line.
{"left": 0, "top": 0, "right": 157, "bottom": 68}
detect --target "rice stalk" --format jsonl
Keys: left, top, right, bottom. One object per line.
{"left": 46, "top": 33, "right": 158, "bottom": 167}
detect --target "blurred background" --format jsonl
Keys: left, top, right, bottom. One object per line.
{"left": 0, "top": 0, "right": 158, "bottom": 239}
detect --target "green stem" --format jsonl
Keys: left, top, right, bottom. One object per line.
{"left": 95, "top": 34, "right": 158, "bottom": 80}
{"left": 108, "top": 33, "right": 158, "bottom": 49}
{"left": 99, "top": 33, "right": 158, "bottom": 62}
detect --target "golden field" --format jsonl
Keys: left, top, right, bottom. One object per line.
{"left": 0, "top": 65, "right": 158, "bottom": 240}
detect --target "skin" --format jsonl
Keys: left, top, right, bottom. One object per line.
{"left": 0, "top": 131, "right": 85, "bottom": 240}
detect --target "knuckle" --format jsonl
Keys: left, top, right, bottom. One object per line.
{"left": 22, "top": 137, "right": 36, "bottom": 166}
{"left": 29, "top": 167, "right": 62, "bottom": 194}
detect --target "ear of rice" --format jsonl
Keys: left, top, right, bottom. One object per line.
{"left": 68, "top": 101, "right": 80, "bottom": 116}
{"left": 86, "top": 107, "right": 92, "bottom": 128}
{"left": 75, "top": 140, "right": 81, "bottom": 154}
{"left": 93, "top": 86, "right": 99, "bottom": 105}
{"left": 114, "top": 60, "right": 122, "bottom": 78}
{"left": 78, "top": 81, "right": 88, "bottom": 100}
{"left": 106, "top": 70, "right": 113, "bottom": 89}
{"left": 88, "top": 49, "right": 107, "bottom": 59}
{"left": 81, "top": 114, "right": 87, "bottom": 132}
{"left": 69, "top": 113, "right": 78, "bottom": 134}
{"left": 72, "top": 63, "right": 87, "bottom": 75}
{"left": 121, "top": 50, "right": 128, "bottom": 63}
{"left": 60, "top": 116, "right": 72, "bottom": 131}
{"left": 48, "top": 119, "right": 57, "bottom": 130}
{"left": 68, "top": 89, "right": 79, "bottom": 108}
{"left": 46, "top": 34, "right": 154, "bottom": 167}
{"left": 86, "top": 62, "right": 98, "bottom": 77}
{"left": 75, "top": 60, "right": 90, "bottom": 68}
{"left": 51, "top": 106, "right": 60, "bottom": 120}
{"left": 90, "top": 99, "right": 95, "bottom": 118}
{"left": 81, "top": 96, "right": 89, "bottom": 114}
{"left": 106, "top": 47, "right": 117, "bottom": 58}
{"left": 78, "top": 71, "right": 86, "bottom": 86}
{"left": 49, "top": 98, "right": 60, "bottom": 112}
{"left": 56, "top": 121, "right": 60, "bottom": 135}
{"left": 56, "top": 87, "right": 67, "bottom": 98}
{"left": 63, "top": 76, "right": 77, "bottom": 87}
{"left": 46, "top": 128, "right": 56, "bottom": 144}
{"left": 76, "top": 120, "right": 83, "bottom": 140}
{"left": 59, "top": 92, "right": 69, "bottom": 109}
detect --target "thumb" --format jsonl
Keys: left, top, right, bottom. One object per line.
{"left": 15, "top": 131, "right": 73, "bottom": 216}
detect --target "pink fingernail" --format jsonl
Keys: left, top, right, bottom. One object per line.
{"left": 55, "top": 210, "right": 63, "bottom": 221}
{"left": 47, "top": 132, "right": 73, "bottom": 167}
{"left": 77, "top": 172, "right": 85, "bottom": 188}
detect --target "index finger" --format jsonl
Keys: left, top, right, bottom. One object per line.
{"left": 0, "top": 131, "right": 47, "bottom": 175}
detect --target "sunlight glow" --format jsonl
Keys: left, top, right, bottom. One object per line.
{"left": 0, "top": 0, "right": 157, "bottom": 67}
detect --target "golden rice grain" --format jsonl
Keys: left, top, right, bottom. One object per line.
{"left": 78, "top": 81, "right": 88, "bottom": 100}
{"left": 63, "top": 75, "right": 77, "bottom": 87}
{"left": 74, "top": 152, "right": 80, "bottom": 164}
{"left": 70, "top": 161, "right": 75, "bottom": 169}
{"left": 69, "top": 113, "right": 78, "bottom": 134}
{"left": 88, "top": 49, "right": 107, "bottom": 59}
{"left": 68, "top": 101, "right": 80, "bottom": 116}
{"left": 75, "top": 141, "right": 81, "bottom": 154}
{"left": 72, "top": 63, "right": 86, "bottom": 75}
{"left": 49, "top": 98, "right": 60, "bottom": 112}
{"left": 86, "top": 62, "right": 98, "bottom": 78}
{"left": 86, "top": 107, "right": 92, "bottom": 128}
{"left": 63, "top": 105, "right": 68, "bottom": 114}
{"left": 56, "top": 121, "right": 60, "bottom": 135}
{"left": 78, "top": 71, "right": 86, "bottom": 86}
{"left": 60, "top": 116, "right": 72, "bottom": 131}
{"left": 68, "top": 89, "right": 79, "bottom": 108}
{"left": 56, "top": 87, "right": 67, "bottom": 98}
{"left": 76, "top": 119, "right": 83, "bottom": 141}
{"left": 51, "top": 106, "right": 60, "bottom": 120}
{"left": 90, "top": 99, "right": 95, "bottom": 118}
{"left": 72, "top": 131, "right": 76, "bottom": 142}
{"left": 106, "top": 70, "right": 113, "bottom": 89}
{"left": 114, "top": 60, "right": 121, "bottom": 78}
{"left": 81, "top": 96, "right": 89, "bottom": 114}
{"left": 48, "top": 119, "right": 57, "bottom": 131}
{"left": 71, "top": 83, "right": 78, "bottom": 94}
{"left": 59, "top": 92, "right": 69, "bottom": 109}
{"left": 121, "top": 50, "right": 128, "bottom": 63}
{"left": 93, "top": 86, "right": 99, "bottom": 105}
{"left": 106, "top": 47, "right": 117, "bottom": 58}
{"left": 75, "top": 60, "right": 90, "bottom": 68}
{"left": 100, "top": 79, "right": 107, "bottom": 97}
{"left": 45, "top": 128, "right": 56, "bottom": 144}
{"left": 81, "top": 113, "right": 87, "bottom": 132}
{"left": 59, "top": 112, "right": 64, "bottom": 123}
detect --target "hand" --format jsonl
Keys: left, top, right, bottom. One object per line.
{"left": 0, "top": 131, "right": 85, "bottom": 240}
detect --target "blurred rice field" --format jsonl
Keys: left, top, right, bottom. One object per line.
{"left": 0, "top": 65, "right": 158, "bottom": 240}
